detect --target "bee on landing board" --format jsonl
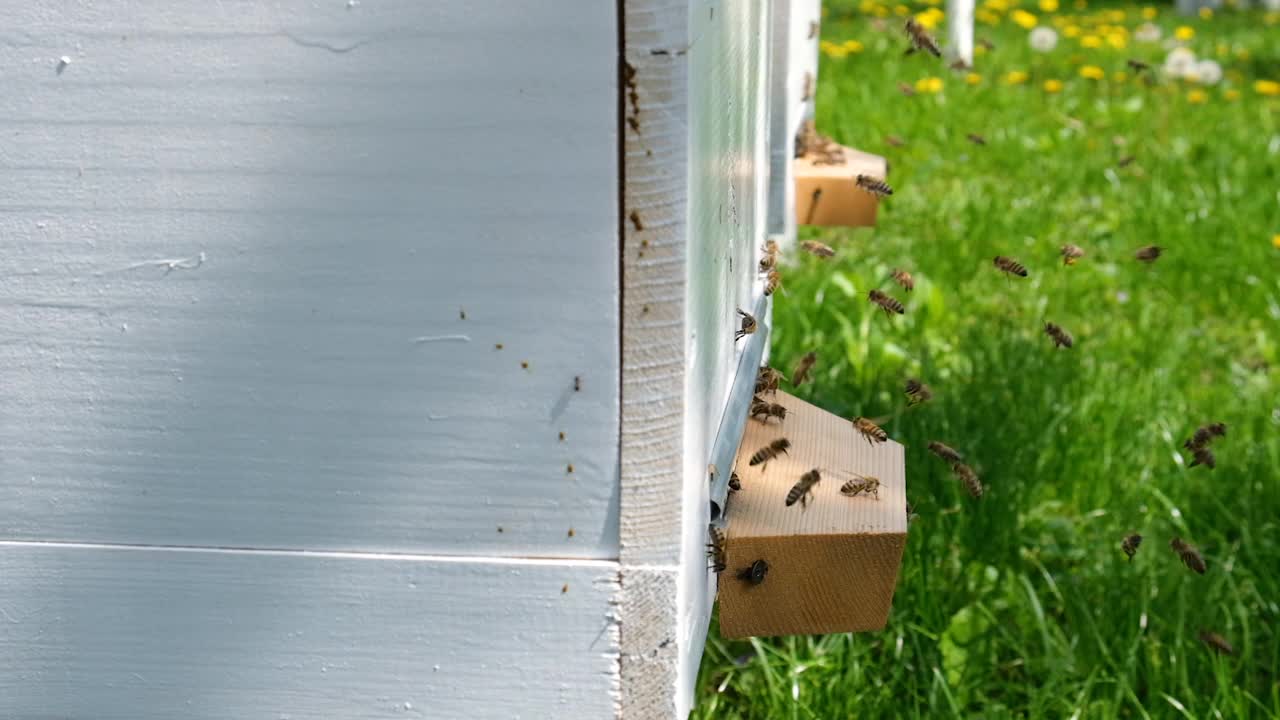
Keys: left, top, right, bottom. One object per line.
{"left": 801, "top": 240, "right": 835, "bottom": 258}
{"left": 748, "top": 438, "right": 792, "bottom": 470}
{"left": 852, "top": 416, "right": 889, "bottom": 444}
{"left": 785, "top": 469, "right": 822, "bottom": 508}
{"left": 728, "top": 472, "right": 742, "bottom": 493}
{"left": 903, "top": 18, "right": 942, "bottom": 57}
{"left": 735, "top": 309, "right": 757, "bottom": 341}
{"left": 1198, "top": 630, "right": 1234, "bottom": 655}
{"left": 855, "top": 174, "right": 894, "bottom": 197}
{"left": 952, "top": 462, "right": 983, "bottom": 498}
{"left": 758, "top": 239, "right": 779, "bottom": 274}
{"left": 868, "top": 289, "right": 906, "bottom": 316}
{"left": 1170, "top": 537, "right": 1206, "bottom": 574}
{"left": 791, "top": 351, "right": 817, "bottom": 386}
{"left": 890, "top": 268, "right": 915, "bottom": 292}
{"left": 905, "top": 378, "right": 933, "bottom": 406}
{"left": 1060, "top": 244, "right": 1085, "bottom": 266}
{"left": 737, "top": 559, "right": 769, "bottom": 585}
{"left": 840, "top": 474, "right": 881, "bottom": 500}
{"left": 756, "top": 366, "right": 784, "bottom": 395}
{"left": 927, "top": 441, "right": 964, "bottom": 464}
{"left": 1121, "top": 533, "right": 1142, "bottom": 561}
{"left": 1044, "top": 322, "right": 1073, "bottom": 349}
{"left": 750, "top": 397, "right": 788, "bottom": 423}
{"left": 993, "top": 255, "right": 1029, "bottom": 279}
{"left": 1135, "top": 245, "right": 1163, "bottom": 263}
{"left": 706, "top": 525, "right": 727, "bottom": 573}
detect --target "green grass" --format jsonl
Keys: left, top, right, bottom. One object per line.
{"left": 695, "top": 2, "right": 1280, "bottom": 717}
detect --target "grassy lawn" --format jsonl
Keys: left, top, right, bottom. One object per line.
{"left": 695, "top": 2, "right": 1280, "bottom": 717}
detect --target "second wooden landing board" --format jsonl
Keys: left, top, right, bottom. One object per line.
{"left": 720, "top": 390, "right": 907, "bottom": 638}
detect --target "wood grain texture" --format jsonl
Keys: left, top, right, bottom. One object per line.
{"left": 767, "top": 0, "right": 822, "bottom": 244}
{"left": 0, "top": 1, "right": 620, "bottom": 559}
{"left": 794, "top": 144, "right": 888, "bottom": 227}
{"left": 0, "top": 542, "right": 621, "bottom": 719}
{"left": 718, "top": 390, "right": 907, "bottom": 638}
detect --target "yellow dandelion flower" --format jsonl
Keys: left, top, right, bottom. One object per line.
{"left": 1273, "top": 234, "right": 1280, "bottom": 249}
{"left": 1080, "top": 35, "right": 1103, "bottom": 48}
{"left": 1224, "top": 89, "right": 1240, "bottom": 101}
{"left": 984, "top": 0, "right": 1011, "bottom": 11}
{"left": 921, "top": 0, "right": 942, "bottom": 5}
{"left": 843, "top": 39, "right": 865, "bottom": 52}
{"left": 966, "top": 73, "right": 983, "bottom": 85}
{"left": 1043, "top": 79, "right": 1064, "bottom": 92}
{"left": 1107, "top": 33, "right": 1127, "bottom": 49}
{"left": 1267, "top": 11, "right": 1280, "bottom": 25}
{"left": 873, "top": 6, "right": 891, "bottom": 17}
{"left": 1080, "top": 65, "right": 1105, "bottom": 80}
{"left": 915, "top": 76, "right": 944, "bottom": 94}
{"left": 1074, "top": 0, "right": 1088, "bottom": 9}
{"left": 914, "top": 11, "right": 941, "bottom": 29}
{"left": 824, "top": 45, "right": 850, "bottom": 59}
{"left": 1142, "top": 6, "right": 1157, "bottom": 19}
{"left": 1012, "top": 9, "right": 1039, "bottom": 27}
{"left": 1063, "top": 24, "right": 1081, "bottom": 37}
{"left": 1113, "top": 71, "right": 1127, "bottom": 82}
{"left": 1198, "top": 7, "right": 1213, "bottom": 18}
{"left": 1005, "top": 70, "right": 1030, "bottom": 84}
{"left": 1187, "top": 89, "right": 1207, "bottom": 103}
{"left": 1039, "top": 0, "right": 1059, "bottom": 12}
{"left": 1254, "top": 79, "right": 1280, "bottom": 96}
{"left": 1109, "top": 9, "right": 1127, "bottom": 21}
{"left": 1175, "top": 25, "right": 1195, "bottom": 40}
{"left": 1235, "top": 49, "right": 1250, "bottom": 60}
{"left": 977, "top": 9, "right": 1002, "bottom": 24}
{"left": 895, "top": 4, "right": 911, "bottom": 14}
{"left": 819, "top": 40, "right": 838, "bottom": 51}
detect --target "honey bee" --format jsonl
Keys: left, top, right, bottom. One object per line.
{"left": 791, "top": 351, "right": 817, "bottom": 386}
{"left": 735, "top": 309, "right": 757, "bottom": 341}
{"left": 950, "top": 59, "right": 971, "bottom": 71}
{"left": 785, "top": 469, "right": 822, "bottom": 508}
{"left": 1126, "top": 58, "right": 1151, "bottom": 72}
{"left": 574, "top": 375, "right": 582, "bottom": 392}
{"left": 890, "top": 268, "right": 915, "bottom": 291}
{"left": 808, "top": 20, "right": 819, "bottom": 39}
{"left": 764, "top": 269, "right": 782, "bottom": 296}
{"left": 1170, "top": 537, "right": 1206, "bottom": 574}
{"left": 840, "top": 473, "right": 881, "bottom": 499}
{"left": 1117, "top": 155, "right": 1136, "bottom": 168}
{"left": 993, "top": 255, "right": 1029, "bottom": 278}
{"left": 868, "top": 289, "right": 906, "bottom": 316}
{"left": 1135, "top": 245, "right": 1163, "bottom": 263}
{"left": 1198, "top": 629, "right": 1234, "bottom": 655}
{"left": 801, "top": 240, "right": 835, "bottom": 257}
{"left": 748, "top": 438, "right": 792, "bottom": 469}
{"left": 952, "top": 462, "right": 983, "bottom": 498}
{"left": 898, "top": 82, "right": 916, "bottom": 97}
{"left": 1121, "top": 532, "right": 1142, "bottom": 562}
{"left": 904, "top": 18, "right": 942, "bottom": 57}
{"left": 853, "top": 416, "right": 889, "bottom": 444}
{"left": 728, "top": 472, "right": 742, "bottom": 493}
{"left": 885, "top": 135, "right": 906, "bottom": 147}
{"left": 737, "top": 559, "right": 769, "bottom": 585}
{"left": 1183, "top": 422, "right": 1227, "bottom": 450}
{"left": 966, "top": 133, "right": 987, "bottom": 146}
{"left": 927, "top": 441, "right": 963, "bottom": 464}
{"left": 758, "top": 253, "right": 777, "bottom": 273}
{"left": 978, "top": 38, "right": 995, "bottom": 51}
{"left": 905, "top": 377, "right": 933, "bottom": 405}
{"left": 762, "top": 239, "right": 779, "bottom": 257}
{"left": 856, "top": 174, "right": 894, "bottom": 197}
{"left": 1044, "top": 322, "right": 1074, "bottom": 349}
{"left": 1060, "top": 244, "right": 1085, "bottom": 265}
{"left": 706, "top": 524, "right": 727, "bottom": 573}
{"left": 802, "top": 72, "right": 814, "bottom": 101}
{"left": 1188, "top": 445, "right": 1216, "bottom": 469}
{"left": 756, "top": 366, "right": 784, "bottom": 395}
{"left": 751, "top": 397, "right": 788, "bottom": 423}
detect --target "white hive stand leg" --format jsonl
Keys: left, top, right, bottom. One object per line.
{"left": 947, "top": 0, "right": 975, "bottom": 67}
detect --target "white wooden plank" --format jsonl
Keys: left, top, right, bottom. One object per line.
{"left": 948, "top": 0, "right": 975, "bottom": 67}
{"left": 0, "top": 543, "right": 620, "bottom": 720}
{"left": 0, "top": 1, "right": 621, "bottom": 559}
{"left": 767, "top": 0, "right": 822, "bottom": 244}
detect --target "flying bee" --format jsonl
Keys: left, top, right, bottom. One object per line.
{"left": 1184, "top": 422, "right": 1227, "bottom": 450}
{"left": 1170, "top": 537, "right": 1206, "bottom": 574}
{"left": 927, "top": 441, "right": 964, "bottom": 464}
{"left": 993, "top": 255, "right": 1029, "bottom": 278}
{"left": 950, "top": 59, "right": 971, "bottom": 71}
{"left": 1135, "top": 245, "right": 1163, "bottom": 263}
{"left": 1121, "top": 533, "right": 1143, "bottom": 562}
{"left": 706, "top": 525, "right": 727, "bottom": 573}
{"left": 1188, "top": 445, "right": 1216, "bottom": 469}
{"left": 785, "top": 469, "right": 822, "bottom": 508}
{"left": 966, "top": 133, "right": 987, "bottom": 146}
{"left": 756, "top": 366, "right": 784, "bottom": 395}
{"left": 728, "top": 472, "right": 742, "bottom": 493}
{"left": 904, "top": 378, "right": 933, "bottom": 406}
{"left": 904, "top": 18, "right": 942, "bottom": 57}
{"left": 764, "top": 269, "right": 782, "bottom": 296}
{"left": 1198, "top": 630, "right": 1234, "bottom": 655}
{"left": 898, "top": 82, "right": 916, "bottom": 97}
{"left": 890, "top": 268, "right": 915, "bottom": 291}
{"left": 735, "top": 309, "right": 757, "bottom": 341}
{"left": 801, "top": 240, "right": 835, "bottom": 257}
{"left": 1117, "top": 155, "right": 1136, "bottom": 168}
{"left": 952, "top": 462, "right": 983, "bottom": 498}
{"left": 737, "top": 559, "right": 769, "bottom": 585}
{"left": 855, "top": 174, "right": 894, "bottom": 197}
{"left": 791, "top": 351, "right": 817, "bottom": 386}
{"left": 868, "top": 289, "right": 906, "bottom": 316}
{"left": 853, "top": 416, "right": 889, "bottom": 444}
{"left": 840, "top": 473, "right": 881, "bottom": 500}
{"left": 885, "top": 135, "right": 906, "bottom": 147}
{"left": 748, "top": 438, "right": 792, "bottom": 470}
{"left": 1044, "top": 322, "right": 1073, "bottom": 349}
{"left": 1060, "top": 244, "right": 1085, "bottom": 266}
{"left": 751, "top": 398, "right": 788, "bottom": 423}
{"left": 978, "top": 38, "right": 995, "bottom": 51}
{"left": 1126, "top": 58, "right": 1151, "bottom": 73}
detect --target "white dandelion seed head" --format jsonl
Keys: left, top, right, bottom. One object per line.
{"left": 1163, "top": 47, "right": 1197, "bottom": 79}
{"left": 1134, "top": 22, "right": 1162, "bottom": 43}
{"left": 1194, "top": 59, "right": 1223, "bottom": 85}
{"left": 1029, "top": 26, "right": 1059, "bottom": 52}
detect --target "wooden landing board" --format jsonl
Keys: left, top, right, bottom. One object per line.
{"left": 794, "top": 145, "right": 888, "bottom": 227}
{"left": 0, "top": 542, "right": 621, "bottom": 720}
{"left": 719, "top": 390, "right": 907, "bottom": 638}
